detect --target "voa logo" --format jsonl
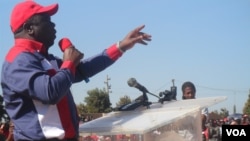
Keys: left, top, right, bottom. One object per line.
{"left": 226, "top": 129, "right": 246, "bottom": 136}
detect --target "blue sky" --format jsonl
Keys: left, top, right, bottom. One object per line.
{"left": 1, "top": 0, "right": 250, "bottom": 115}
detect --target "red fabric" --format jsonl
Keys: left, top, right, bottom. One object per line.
{"left": 84, "top": 135, "right": 98, "bottom": 141}
{"left": 106, "top": 44, "right": 123, "bottom": 61}
{"left": 10, "top": 0, "right": 58, "bottom": 32}
{"left": 57, "top": 96, "right": 76, "bottom": 138}
{"left": 6, "top": 39, "right": 44, "bottom": 63}
{"left": 204, "top": 128, "right": 209, "bottom": 140}
{"left": 61, "top": 61, "right": 76, "bottom": 75}
{"left": 2, "top": 130, "right": 9, "bottom": 139}
{"left": 46, "top": 59, "right": 76, "bottom": 139}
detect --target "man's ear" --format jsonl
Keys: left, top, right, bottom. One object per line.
{"left": 22, "top": 23, "right": 34, "bottom": 34}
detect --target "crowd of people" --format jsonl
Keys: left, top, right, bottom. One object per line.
{"left": 77, "top": 113, "right": 250, "bottom": 141}
{"left": 0, "top": 113, "right": 248, "bottom": 141}
{"left": 0, "top": 121, "right": 14, "bottom": 141}
{"left": 0, "top": 113, "right": 249, "bottom": 141}
{"left": 202, "top": 113, "right": 249, "bottom": 141}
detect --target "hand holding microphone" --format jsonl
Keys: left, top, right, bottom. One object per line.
{"left": 58, "top": 38, "right": 84, "bottom": 66}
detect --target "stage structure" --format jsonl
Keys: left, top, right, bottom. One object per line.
{"left": 79, "top": 96, "right": 227, "bottom": 141}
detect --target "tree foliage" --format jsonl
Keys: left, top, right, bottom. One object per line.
{"left": 209, "top": 107, "right": 229, "bottom": 119}
{"left": 76, "top": 103, "right": 87, "bottom": 116}
{"left": 243, "top": 93, "right": 250, "bottom": 115}
{"left": 115, "top": 95, "right": 132, "bottom": 108}
{"left": 84, "top": 88, "right": 112, "bottom": 113}
{"left": 219, "top": 107, "right": 229, "bottom": 117}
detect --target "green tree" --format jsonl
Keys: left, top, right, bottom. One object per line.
{"left": 243, "top": 92, "right": 250, "bottom": 115}
{"left": 76, "top": 103, "right": 88, "bottom": 114}
{"left": 84, "top": 88, "right": 112, "bottom": 113}
{"left": 209, "top": 108, "right": 229, "bottom": 119}
{"left": 76, "top": 103, "right": 88, "bottom": 122}
{"left": 220, "top": 108, "right": 229, "bottom": 118}
{"left": 115, "top": 95, "right": 132, "bottom": 108}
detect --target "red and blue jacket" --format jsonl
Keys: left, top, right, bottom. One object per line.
{"left": 1, "top": 38, "right": 123, "bottom": 140}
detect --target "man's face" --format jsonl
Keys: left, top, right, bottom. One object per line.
{"left": 183, "top": 86, "right": 195, "bottom": 99}
{"left": 31, "top": 14, "right": 56, "bottom": 48}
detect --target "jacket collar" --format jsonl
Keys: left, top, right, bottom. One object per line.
{"left": 14, "top": 38, "right": 47, "bottom": 55}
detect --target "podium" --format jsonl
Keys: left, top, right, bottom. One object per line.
{"left": 79, "top": 96, "right": 227, "bottom": 141}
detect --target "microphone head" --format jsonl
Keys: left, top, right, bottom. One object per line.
{"left": 58, "top": 38, "right": 72, "bottom": 52}
{"left": 127, "top": 78, "right": 137, "bottom": 87}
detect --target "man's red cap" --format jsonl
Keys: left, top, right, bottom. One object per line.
{"left": 10, "top": 0, "right": 58, "bottom": 33}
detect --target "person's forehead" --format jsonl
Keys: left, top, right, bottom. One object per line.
{"left": 31, "top": 14, "right": 51, "bottom": 22}
{"left": 184, "top": 87, "right": 194, "bottom": 91}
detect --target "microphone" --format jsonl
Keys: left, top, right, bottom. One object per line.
{"left": 127, "top": 78, "right": 149, "bottom": 93}
{"left": 58, "top": 38, "right": 89, "bottom": 83}
{"left": 58, "top": 37, "right": 73, "bottom": 52}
